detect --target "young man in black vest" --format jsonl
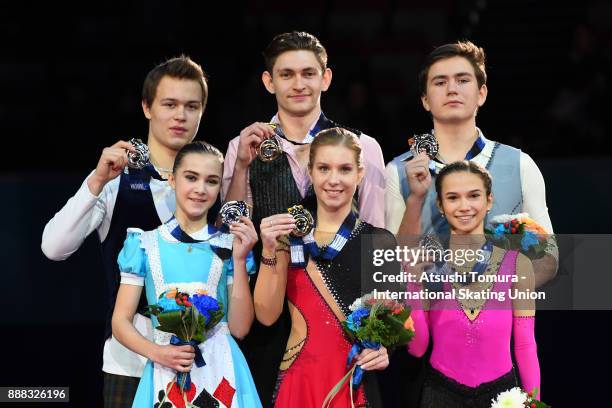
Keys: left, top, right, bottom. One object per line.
{"left": 42, "top": 56, "right": 208, "bottom": 407}
{"left": 222, "top": 31, "right": 386, "bottom": 406}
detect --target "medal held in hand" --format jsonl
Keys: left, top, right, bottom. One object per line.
{"left": 288, "top": 204, "right": 314, "bottom": 237}
{"left": 419, "top": 234, "right": 444, "bottom": 255}
{"left": 220, "top": 200, "right": 251, "bottom": 226}
{"left": 408, "top": 133, "right": 438, "bottom": 160}
{"left": 256, "top": 124, "right": 283, "bottom": 162}
{"left": 126, "top": 138, "right": 150, "bottom": 169}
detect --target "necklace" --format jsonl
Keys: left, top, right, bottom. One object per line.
{"left": 165, "top": 216, "right": 207, "bottom": 252}
{"left": 149, "top": 156, "right": 173, "bottom": 174}
{"left": 450, "top": 247, "right": 503, "bottom": 318}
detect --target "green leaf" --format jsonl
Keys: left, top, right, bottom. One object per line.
{"left": 156, "top": 311, "right": 186, "bottom": 337}
{"left": 191, "top": 313, "right": 207, "bottom": 342}
{"left": 206, "top": 308, "right": 225, "bottom": 330}
{"left": 380, "top": 314, "right": 414, "bottom": 346}
{"left": 341, "top": 322, "right": 357, "bottom": 343}
{"left": 394, "top": 309, "right": 411, "bottom": 322}
{"left": 144, "top": 305, "right": 163, "bottom": 317}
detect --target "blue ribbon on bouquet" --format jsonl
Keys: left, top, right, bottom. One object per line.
{"left": 170, "top": 336, "right": 205, "bottom": 391}
{"left": 347, "top": 340, "right": 380, "bottom": 388}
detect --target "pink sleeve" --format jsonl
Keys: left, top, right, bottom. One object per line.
{"left": 222, "top": 136, "right": 253, "bottom": 204}
{"left": 513, "top": 316, "right": 540, "bottom": 398}
{"left": 222, "top": 137, "right": 239, "bottom": 201}
{"left": 406, "top": 281, "right": 429, "bottom": 357}
{"left": 358, "top": 134, "right": 386, "bottom": 228}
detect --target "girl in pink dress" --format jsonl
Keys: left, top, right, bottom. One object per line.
{"left": 407, "top": 161, "right": 540, "bottom": 407}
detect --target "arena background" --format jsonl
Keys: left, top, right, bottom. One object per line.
{"left": 1, "top": 0, "right": 610, "bottom": 406}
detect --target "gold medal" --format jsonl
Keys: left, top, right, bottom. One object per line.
{"left": 288, "top": 205, "right": 314, "bottom": 237}
{"left": 256, "top": 123, "right": 282, "bottom": 162}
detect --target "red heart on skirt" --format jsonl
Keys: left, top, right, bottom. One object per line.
{"left": 166, "top": 380, "right": 197, "bottom": 408}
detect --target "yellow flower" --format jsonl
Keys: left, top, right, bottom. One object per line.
{"left": 521, "top": 217, "right": 549, "bottom": 235}
{"left": 404, "top": 316, "right": 415, "bottom": 332}
{"left": 165, "top": 289, "right": 178, "bottom": 299}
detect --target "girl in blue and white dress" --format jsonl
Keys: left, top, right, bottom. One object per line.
{"left": 112, "top": 141, "right": 262, "bottom": 408}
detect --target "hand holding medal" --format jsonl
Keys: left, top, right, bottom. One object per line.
{"left": 88, "top": 139, "right": 142, "bottom": 196}
{"left": 403, "top": 133, "right": 437, "bottom": 198}
{"left": 235, "top": 122, "right": 277, "bottom": 167}
{"left": 255, "top": 124, "right": 283, "bottom": 162}
{"left": 126, "top": 138, "right": 150, "bottom": 169}
{"left": 410, "top": 235, "right": 444, "bottom": 288}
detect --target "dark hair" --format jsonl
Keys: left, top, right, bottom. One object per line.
{"left": 263, "top": 31, "right": 328, "bottom": 73}
{"left": 435, "top": 160, "right": 492, "bottom": 200}
{"left": 418, "top": 41, "right": 487, "bottom": 96}
{"left": 172, "top": 141, "right": 224, "bottom": 174}
{"left": 142, "top": 55, "right": 208, "bottom": 108}
{"left": 308, "top": 127, "right": 363, "bottom": 170}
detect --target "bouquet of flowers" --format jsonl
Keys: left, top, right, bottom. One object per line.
{"left": 322, "top": 292, "right": 415, "bottom": 408}
{"left": 486, "top": 213, "right": 556, "bottom": 259}
{"left": 490, "top": 387, "right": 550, "bottom": 408}
{"left": 145, "top": 289, "right": 224, "bottom": 405}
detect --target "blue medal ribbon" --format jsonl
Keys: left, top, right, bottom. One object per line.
{"left": 170, "top": 335, "right": 206, "bottom": 391}
{"left": 270, "top": 112, "right": 332, "bottom": 145}
{"left": 347, "top": 340, "right": 380, "bottom": 388}
{"left": 289, "top": 211, "right": 357, "bottom": 267}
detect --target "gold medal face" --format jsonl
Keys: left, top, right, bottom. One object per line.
{"left": 288, "top": 205, "right": 314, "bottom": 237}
{"left": 257, "top": 137, "right": 282, "bottom": 162}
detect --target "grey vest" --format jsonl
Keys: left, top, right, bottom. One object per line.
{"left": 391, "top": 141, "right": 523, "bottom": 235}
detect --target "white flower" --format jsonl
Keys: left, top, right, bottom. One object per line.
{"left": 349, "top": 298, "right": 363, "bottom": 312}
{"left": 350, "top": 292, "right": 376, "bottom": 311}
{"left": 490, "top": 387, "right": 527, "bottom": 408}
{"left": 490, "top": 213, "right": 531, "bottom": 224}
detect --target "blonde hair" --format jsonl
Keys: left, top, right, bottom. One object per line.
{"left": 308, "top": 127, "right": 363, "bottom": 170}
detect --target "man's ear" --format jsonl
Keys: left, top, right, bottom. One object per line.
{"left": 421, "top": 94, "right": 430, "bottom": 112}
{"left": 262, "top": 71, "right": 275, "bottom": 94}
{"left": 321, "top": 68, "right": 332, "bottom": 92}
{"left": 478, "top": 84, "right": 488, "bottom": 107}
{"left": 142, "top": 100, "right": 152, "bottom": 119}
{"left": 168, "top": 173, "right": 175, "bottom": 190}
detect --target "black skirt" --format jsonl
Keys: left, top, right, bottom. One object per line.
{"left": 420, "top": 363, "right": 518, "bottom": 408}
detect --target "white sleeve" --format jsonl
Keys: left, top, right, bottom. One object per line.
{"left": 41, "top": 172, "right": 118, "bottom": 260}
{"left": 120, "top": 272, "right": 145, "bottom": 286}
{"left": 520, "top": 153, "right": 558, "bottom": 258}
{"left": 385, "top": 162, "right": 405, "bottom": 235}
{"left": 520, "top": 153, "right": 554, "bottom": 233}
